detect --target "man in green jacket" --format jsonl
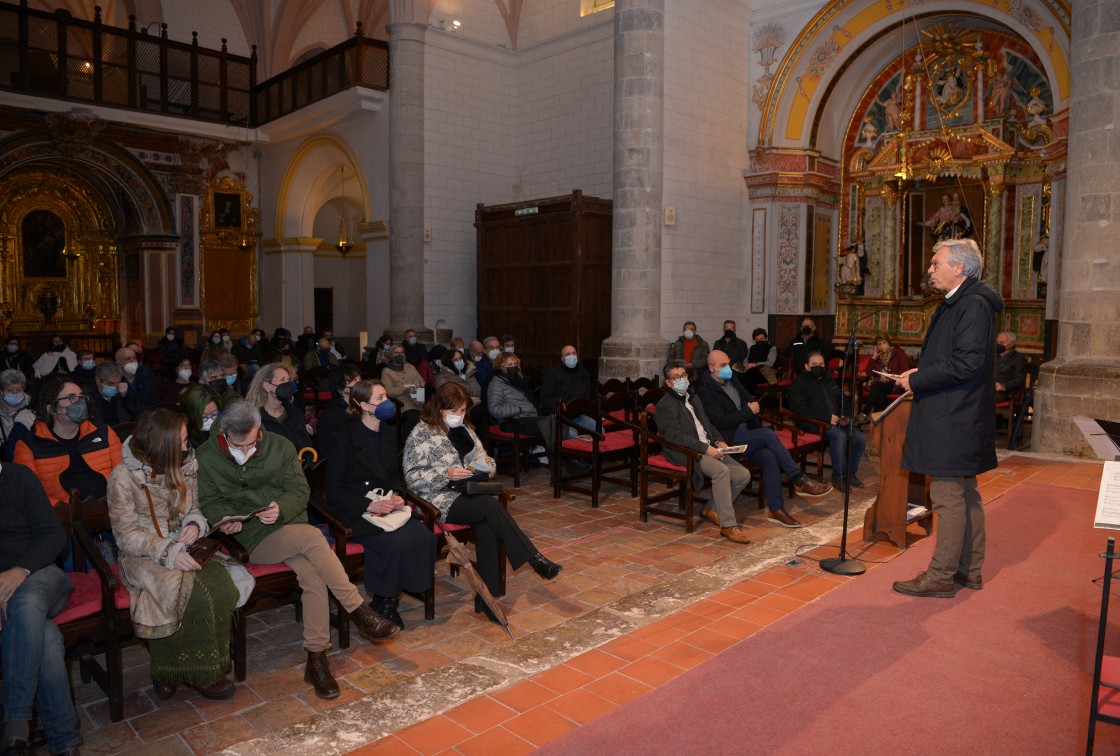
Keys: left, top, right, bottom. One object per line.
{"left": 196, "top": 398, "right": 398, "bottom": 700}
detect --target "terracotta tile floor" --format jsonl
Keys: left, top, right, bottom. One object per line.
{"left": 62, "top": 450, "right": 1102, "bottom": 754}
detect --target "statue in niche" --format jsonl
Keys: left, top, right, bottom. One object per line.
{"left": 875, "top": 86, "right": 904, "bottom": 132}
{"left": 837, "top": 240, "right": 863, "bottom": 290}
{"left": 920, "top": 193, "right": 973, "bottom": 242}
{"left": 1032, "top": 234, "right": 1049, "bottom": 283}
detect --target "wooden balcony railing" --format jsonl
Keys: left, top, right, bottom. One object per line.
{"left": 0, "top": 1, "right": 390, "bottom": 128}
{"left": 254, "top": 25, "right": 388, "bottom": 125}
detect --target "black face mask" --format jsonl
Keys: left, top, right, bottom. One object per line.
{"left": 209, "top": 378, "right": 226, "bottom": 392}
{"left": 996, "top": 344, "right": 1006, "bottom": 355}
{"left": 810, "top": 365, "right": 827, "bottom": 380}
{"left": 724, "top": 330, "right": 736, "bottom": 341}
{"left": 801, "top": 326, "right": 812, "bottom": 336}
{"left": 274, "top": 382, "right": 294, "bottom": 402}
{"left": 506, "top": 367, "right": 521, "bottom": 380}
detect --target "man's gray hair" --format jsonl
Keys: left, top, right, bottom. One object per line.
{"left": 662, "top": 360, "right": 688, "bottom": 380}
{"left": 221, "top": 397, "right": 261, "bottom": 437}
{"left": 0, "top": 369, "right": 26, "bottom": 389}
{"left": 935, "top": 238, "right": 984, "bottom": 279}
{"left": 198, "top": 359, "right": 221, "bottom": 382}
{"left": 94, "top": 361, "right": 123, "bottom": 382}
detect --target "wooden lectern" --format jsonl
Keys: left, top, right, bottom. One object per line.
{"left": 863, "top": 394, "right": 933, "bottom": 550}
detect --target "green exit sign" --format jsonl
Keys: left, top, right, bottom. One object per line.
{"left": 514, "top": 207, "right": 539, "bottom": 217}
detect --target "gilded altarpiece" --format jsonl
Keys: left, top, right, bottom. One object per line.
{"left": 199, "top": 176, "right": 259, "bottom": 334}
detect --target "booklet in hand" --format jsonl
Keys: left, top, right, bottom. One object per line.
{"left": 874, "top": 369, "right": 906, "bottom": 381}
{"left": 722, "top": 444, "right": 748, "bottom": 455}
{"left": 201, "top": 506, "right": 269, "bottom": 539}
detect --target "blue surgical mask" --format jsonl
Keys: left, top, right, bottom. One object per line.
{"left": 225, "top": 374, "right": 237, "bottom": 386}
{"left": 5, "top": 344, "right": 16, "bottom": 353}
{"left": 453, "top": 360, "right": 465, "bottom": 372}
{"left": 100, "top": 384, "right": 119, "bottom": 399}
{"left": 672, "top": 378, "right": 689, "bottom": 394}
{"left": 65, "top": 400, "right": 88, "bottom": 423}
{"left": 373, "top": 400, "right": 396, "bottom": 420}
{"left": 563, "top": 355, "right": 579, "bottom": 369}
{"left": 718, "top": 365, "right": 733, "bottom": 381}
{"left": 81, "top": 359, "right": 95, "bottom": 370}
{"left": 3, "top": 392, "right": 25, "bottom": 406}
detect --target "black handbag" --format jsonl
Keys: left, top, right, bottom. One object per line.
{"left": 450, "top": 471, "right": 502, "bottom": 496}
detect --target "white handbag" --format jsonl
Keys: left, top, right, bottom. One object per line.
{"left": 361, "top": 488, "right": 411, "bottom": 532}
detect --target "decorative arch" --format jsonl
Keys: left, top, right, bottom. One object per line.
{"left": 274, "top": 135, "right": 374, "bottom": 239}
{"left": 757, "top": 0, "right": 1069, "bottom": 150}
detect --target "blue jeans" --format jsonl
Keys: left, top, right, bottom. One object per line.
{"left": 1, "top": 566, "right": 80, "bottom": 753}
{"left": 564, "top": 414, "right": 597, "bottom": 440}
{"left": 732, "top": 427, "right": 803, "bottom": 512}
{"left": 825, "top": 423, "right": 865, "bottom": 478}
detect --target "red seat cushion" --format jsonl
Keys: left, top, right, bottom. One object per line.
{"left": 246, "top": 562, "right": 295, "bottom": 578}
{"left": 345, "top": 541, "right": 364, "bottom": 556}
{"left": 54, "top": 568, "right": 130, "bottom": 626}
{"left": 562, "top": 430, "right": 635, "bottom": 453}
{"left": 487, "top": 425, "right": 518, "bottom": 439}
{"left": 995, "top": 400, "right": 1010, "bottom": 409}
{"left": 647, "top": 454, "right": 686, "bottom": 472}
{"left": 773, "top": 428, "right": 821, "bottom": 451}
{"left": 439, "top": 522, "right": 471, "bottom": 533}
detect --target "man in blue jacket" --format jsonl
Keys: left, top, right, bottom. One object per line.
{"left": 894, "top": 238, "right": 1001, "bottom": 598}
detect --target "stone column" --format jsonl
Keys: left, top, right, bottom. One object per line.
{"left": 1034, "top": 0, "right": 1120, "bottom": 456}
{"left": 261, "top": 238, "right": 319, "bottom": 333}
{"left": 599, "top": 0, "right": 666, "bottom": 380}
{"left": 386, "top": 10, "right": 430, "bottom": 342}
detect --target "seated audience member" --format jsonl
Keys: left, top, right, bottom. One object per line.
{"left": 1, "top": 369, "right": 36, "bottom": 460}
{"left": 697, "top": 350, "right": 832, "bottom": 528}
{"left": 368, "top": 334, "right": 393, "bottom": 366}
{"left": 789, "top": 351, "right": 866, "bottom": 491}
{"left": 475, "top": 336, "right": 501, "bottom": 387}
{"left": 304, "top": 338, "right": 339, "bottom": 371}
{"left": 427, "top": 344, "right": 447, "bottom": 373}
{"left": 3, "top": 335, "right": 34, "bottom": 378}
{"left": 247, "top": 363, "right": 311, "bottom": 451}
{"left": 270, "top": 328, "right": 294, "bottom": 358}
{"left": 93, "top": 361, "right": 143, "bottom": 426}
{"left": 656, "top": 361, "right": 752, "bottom": 544}
{"left": 0, "top": 462, "right": 81, "bottom": 756}
{"left": 540, "top": 345, "right": 592, "bottom": 432}
{"left": 449, "top": 336, "right": 466, "bottom": 354}
{"left": 741, "top": 328, "right": 779, "bottom": 392}
{"left": 14, "top": 379, "right": 123, "bottom": 504}
{"left": 381, "top": 344, "right": 425, "bottom": 435}
{"left": 33, "top": 336, "right": 78, "bottom": 380}
{"left": 321, "top": 328, "right": 346, "bottom": 360}
{"left": 788, "top": 317, "right": 825, "bottom": 375}
{"left": 402, "top": 328, "right": 428, "bottom": 367}
{"left": 107, "top": 406, "right": 248, "bottom": 701}
{"left": 181, "top": 383, "right": 223, "bottom": 449}
{"left": 231, "top": 330, "right": 265, "bottom": 377}
{"left": 861, "top": 334, "right": 909, "bottom": 417}
{"left": 436, "top": 348, "right": 482, "bottom": 404}
{"left": 324, "top": 380, "right": 436, "bottom": 628}
{"left": 468, "top": 340, "right": 485, "bottom": 366}
{"left": 116, "top": 346, "right": 158, "bottom": 410}
{"left": 157, "top": 326, "right": 185, "bottom": 380}
{"left": 198, "top": 359, "right": 225, "bottom": 396}
{"left": 162, "top": 358, "right": 196, "bottom": 404}
{"left": 201, "top": 330, "right": 229, "bottom": 363}
{"left": 296, "top": 326, "right": 318, "bottom": 356}
{"left": 667, "top": 321, "right": 710, "bottom": 373}
{"left": 501, "top": 335, "right": 517, "bottom": 356}
{"left": 216, "top": 353, "right": 244, "bottom": 399}
{"left": 995, "top": 330, "right": 1028, "bottom": 399}
{"left": 314, "top": 363, "right": 361, "bottom": 462}
{"left": 71, "top": 349, "right": 98, "bottom": 392}
{"left": 486, "top": 352, "right": 545, "bottom": 441}
{"left": 404, "top": 383, "right": 562, "bottom": 623}
{"left": 197, "top": 399, "right": 397, "bottom": 698}
{"left": 713, "top": 320, "right": 749, "bottom": 371}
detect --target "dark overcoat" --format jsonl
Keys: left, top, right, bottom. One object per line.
{"left": 903, "top": 276, "right": 1003, "bottom": 477}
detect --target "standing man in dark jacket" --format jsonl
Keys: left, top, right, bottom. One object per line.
{"left": 894, "top": 239, "right": 1001, "bottom": 598}
{"left": 697, "top": 350, "right": 832, "bottom": 528}
{"left": 789, "top": 350, "right": 866, "bottom": 491}
{"left": 655, "top": 361, "right": 752, "bottom": 544}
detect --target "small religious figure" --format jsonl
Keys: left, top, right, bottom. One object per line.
{"left": 935, "top": 62, "right": 964, "bottom": 107}
{"left": 1032, "top": 234, "right": 1049, "bottom": 283}
{"left": 875, "top": 87, "right": 904, "bottom": 132}
{"left": 989, "top": 71, "right": 1013, "bottom": 116}
{"left": 921, "top": 194, "right": 957, "bottom": 240}
{"left": 860, "top": 117, "right": 878, "bottom": 147}
{"left": 837, "top": 241, "right": 863, "bottom": 288}
{"left": 949, "top": 191, "right": 975, "bottom": 240}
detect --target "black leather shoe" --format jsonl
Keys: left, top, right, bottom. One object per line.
{"left": 371, "top": 595, "right": 404, "bottom": 629}
{"left": 151, "top": 679, "right": 178, "bottom": 701}
{"left": 474, "top": 594, "right": 502, "bottom": 625}
{"left": 350, "top": 602, "right": 399, "bottom": 642}
{"left": 189, "top": 676, "right": 236, "bottom": 700}
{"left": 304, "top": 650, "right": 340, "bottom": 700}
{"left": 529, "top": 553, "right": 563, "bottom": 581}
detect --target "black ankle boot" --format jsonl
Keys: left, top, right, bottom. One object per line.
{"left": 529, "top": 553, "right": 563, "bottom": 580}
{"left": 474, "top": 594, "right": 502, "bottom": 625}
{"left": 371, "top": 594, "right": 404, "bottom": 629}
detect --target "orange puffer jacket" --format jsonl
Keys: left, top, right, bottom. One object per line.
{"left": 14, "top": 419, "right": 122, "bottom": 504}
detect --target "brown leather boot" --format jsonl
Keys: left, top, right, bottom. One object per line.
{"left": 304, "top": 650, "right": 340, "bottom": 699}
{"left": 350, "top": 602, "right": 399, "bottom": 642}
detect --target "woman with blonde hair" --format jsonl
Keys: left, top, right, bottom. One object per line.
{"left": 107, "top": 406, "right": 251, "bottom": 700}
{"left": 246, "top": 362, "right": 310, "bottom": 450}
{"left": 404, "top": 382, "right": 561, "bottom": 624}
{"left": 322, "top": 379, "right": 436, "bottom": 628}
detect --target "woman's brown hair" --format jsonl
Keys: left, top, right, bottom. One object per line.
{"left": 130, "top": 406, "right": 189, "bottom": 510}
{"left": 345, "top": 379, "right": 386, "bottom": 421}
{"left": 419, "top": 382, "right": 473, "bottom": 433}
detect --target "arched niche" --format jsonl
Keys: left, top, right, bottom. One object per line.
{"left": 273, "top": 135, "right": 372, "bottom": 239}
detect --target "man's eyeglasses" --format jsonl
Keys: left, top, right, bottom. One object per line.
{"left": 56, "top": 394, "right": 86, "bottom": 407}
{"left": 667, "top": 373, "right": 688, "bottom": 382}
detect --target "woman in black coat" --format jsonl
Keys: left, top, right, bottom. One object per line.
{"left": 323, "top": 379, "right": 436, "bottom": 628}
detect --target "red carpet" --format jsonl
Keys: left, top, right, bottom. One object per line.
{"left": 541, "top": 482, "right": 1120, "bottom": 755}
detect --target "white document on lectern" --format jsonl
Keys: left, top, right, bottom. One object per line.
{"left": 1093, "top": 461, "right": 1120, "bottom": 530}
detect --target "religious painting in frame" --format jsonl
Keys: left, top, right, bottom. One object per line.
{"left": 21, "top": 209, "right": 67, "bottom": 278}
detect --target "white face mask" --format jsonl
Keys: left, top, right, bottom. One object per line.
{"left": 488, "top": 349, "right": 500, "bottom": 361}
{"left": 201, "top": 417, "right": 216, "bottom": 432}
{"left": 211, "top": 336, "right": 221, "bottom": 344}
{"left": 177, "top": 369, "right": 192, "bottom": 381}
{"left": 503, "top": 346, "right": 515, "bottom": 354}
{"left": 683, "top": 329, "right": 695, "bottom": 340}
{"left": 444, "top": 412, "right": 464, "bottom": 429}
{"left": 563, "top": 354, "right": 579, "bottom": 369}
{"left": 123, "top": 362, "right": 139, "bottom": 376}
{"left": 672, "top": 378, "right": 690, "bottom": 394}
{"left": 229, "top": 446, "right": 256, "bottom": 465}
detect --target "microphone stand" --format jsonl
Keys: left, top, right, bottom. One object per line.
{"left": 820, "top": 314, "right": 876, "bottom": 576}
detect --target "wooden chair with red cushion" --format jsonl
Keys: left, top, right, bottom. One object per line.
{"left": 298, "top": 366, "right": 333, "bottom": 416}
{"left": 774, "top": 408, "right": 829, "bottom": 482}
{"left": 551, "top": 396, "right": 639, "bottom": 508}
{"left": 637, "top": 412, "right": 708, "bottom": 533}
{"left": 478, "top": 402, "right": 546, "bottom": 488}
